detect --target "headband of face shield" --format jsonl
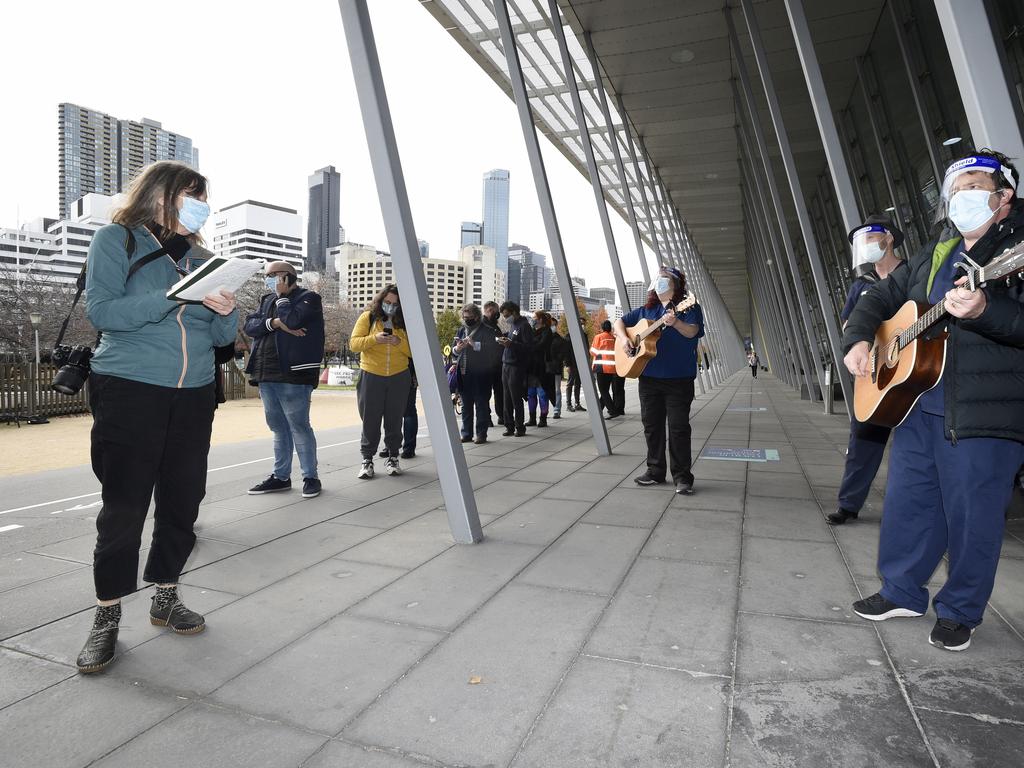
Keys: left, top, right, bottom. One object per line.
{"left": 850, "top": 224, "right": 892, "bottom": 270}
{"left": 940, "top": 155, "right": 1017, "bottom": 203}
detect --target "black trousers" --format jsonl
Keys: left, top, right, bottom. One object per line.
{"left": 89, "top": 373, "right": 216, "bottom": 600}
{"left": 638, "top": 376, "right": 695, "bottom": 484}
{"left": 502, "top": 363, "right": 528, "bottom": 430}
{"left": 566, "top": 365, "right": 582, "bottom": 405}
{"left": 750, "top": 365, "right": 758, "bottom": 378}
{"left": 490, "top": 367, "right": 504, "bottom": 423}
{"left": 596, "top": 371, "right": 626, "bottom": 415}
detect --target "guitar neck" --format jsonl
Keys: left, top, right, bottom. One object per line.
{"left": 636, "top": 302, "right": 693, "bottom": 342}
{"left": 898, "top": 302, "right": 948, "bottom": 350}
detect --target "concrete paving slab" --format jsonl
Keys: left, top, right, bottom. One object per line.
{"left": 512, "top": 655, "right": 728, "bottom": 768}
{"left": 742, "top": 496, "right": 834, "bottom": 543}
{"left": 483, "top": 498, "right": 593, "bottom": 546}
{"left": 211, "top": 615, "right": 444, "bottom": 735}
{"left": 506, "top": 458, "right": 587, "bottom": 484}
{"left": 0, "top": 550, "right": 85, "bottom": 594}
{"left": 198, "top": 499, "right": 364, "bottom": 546}
{"left": 517, "top": 522, "right": 650, "bottom": 595}
{"left": 330, "top": 488, "right": 444, "bottom": 529}
{"left": 0, "top": 646, "right": 75, "bottom": 710}
{"left": 0, "top": 675, "right": 186, "bottom": 768}
{"left": 179, "top": 523, "right": 380, "bottom": 594}
{"left": 0, "top": 567, "right": 99, "bottom": 640}
{"left": 108, "top": 559, "right": 404, "bottom": 697}
{"left": 337, "top": 510, "right": 458, "bottom": 570}
{"left": 91, "top": 702, "right": 326, "bottom": 768}
{"left": 542, "top": 471, "right": 627, "bottom": 502}
{"left": 918, "top": 708, "right": 1024, "bottom": 767}
{"left": 344, "top": 584, "right": 606, "bottom": 767}
{"left": 580, "top": 487, "right": 672, "bottom": 528}
{"left": 2, "top": 585, "right": 240, "bottom": 667}
{"left": 730, "top": 675, "right": 935, "bottom": 767}
{"left": 643, "top": 508, "right": 742, "bottom": 565}
{"left": 670, "top": 480, "right": 745, "bottom": 513}
{"left": 0, "top": 515, "right": 99, "bottom": 558}
{"left": 736, "top": 612, "right": 882, "bottom": 685}
{"left": 739, "top": 537, "right": 861, "bottom": 623}
{"left": 746, "top": 471, "right": 814, "bottom": 500}
{"left": 586, "top": 557, "right": 738, "bottom": 674}
{"left": 302, "top": 740, "right": 429, "bottom": 768}
{"left": 465, "top": 478, "right": 548, "bottom": 516}
{"left": 349, "top": 539, "right": 541, "bottom": 631}
{"left": 691, "top": 457, "right": 749, "bottom": 481}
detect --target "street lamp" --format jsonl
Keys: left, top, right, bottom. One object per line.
{"left": 27, "top": 311, "right": 48, "bottom": 425}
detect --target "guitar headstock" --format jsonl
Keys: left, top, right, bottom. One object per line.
{"left": 957, "top": 242, "right": 1024, "bottom": 289}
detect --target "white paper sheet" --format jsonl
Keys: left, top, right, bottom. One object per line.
{"left": 166, "top": 257, "right": 265, "bottom": 302}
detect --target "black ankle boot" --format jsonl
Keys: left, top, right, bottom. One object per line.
{"left": 150, "top": 586, "right": 205, "bottom": 634}
{"left": 826, "top": 507, "right": 859, "bottom": 526}
{"left": 538, "top": 414, "right": 548, "bottom": 427}
{"left": 526, "top": 415, "right": 537, "bottom": 427}
{"left": 77, "top": 603, "right": 121, "bottom": 673}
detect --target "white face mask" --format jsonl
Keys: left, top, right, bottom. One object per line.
{"left": 649, "top": 277, "right": 671, "bottom": 295}
{"left": 860, "top": 242, "right": 886, "bottom": 264}
{"left": 948, "top": 189, "right": 999, "bottom": 234}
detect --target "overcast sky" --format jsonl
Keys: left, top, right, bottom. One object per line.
{"left": 1, "top": 0, "right": 656, "bottom": 294}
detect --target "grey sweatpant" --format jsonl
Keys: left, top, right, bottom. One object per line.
{"left": 357, "top": 368, "right": 412, "bottom": 460}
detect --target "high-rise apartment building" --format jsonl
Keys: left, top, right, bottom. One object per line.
{"left": 590, "top": 287, "right": 617, "bottom": 304}
{"left": 307, "top": 166, "right": 341, "bottom": 273}
{"left": 625, "top": 280, "right": 647, "bottom": 310}
{"left": 211, "top": 200, "right": 304, "bottom": 277}
{"left": 511, "top": 244, "right": 546, "bottom": 307}
{"left": 58, "top": 103, "right": 197, "bottom": 219}
{"left": 460, "top": 221, "right": 482, "bottom": 248}
{"left": 481, "top": 169, "right": 509, "bottom": 274}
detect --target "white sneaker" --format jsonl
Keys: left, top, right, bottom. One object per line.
{"left": 357, "top": 460, "right": 374, "bottom": 480}
{"left": 384, "top": 456, "right": 401, "bottom": 476}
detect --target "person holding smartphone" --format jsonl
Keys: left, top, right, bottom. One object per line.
{"left": 453, "top": 303, "right": 500, "bottom": 443}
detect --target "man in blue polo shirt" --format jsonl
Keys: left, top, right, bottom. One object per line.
{"left": 614, "top": 266, "right": 704, "bottom": 494}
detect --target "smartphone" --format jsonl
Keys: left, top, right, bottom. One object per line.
{"left": 383, "top": 328, "right": 393, "bottom": 336}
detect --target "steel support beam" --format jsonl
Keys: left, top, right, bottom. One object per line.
{"left": 618, "top": 94, "right": 664, "bottom": 264}
{"left": 493, "top": 0, "right": 612, "bottom": 455}
{"left": 337, "top": 0, "right": 482, "bottom": 543}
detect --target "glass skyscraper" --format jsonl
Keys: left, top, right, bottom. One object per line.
{"left": 58, "top": 103, "right": 197, "bottom": 219}
{"left": 307, "top": 165, "right": 341, "bottom": 273}
{"left": 481, "top": 169, "right": 509, "bottom": 274}
{"left": 460, "top": 221, "right": 482, "bottom": 248}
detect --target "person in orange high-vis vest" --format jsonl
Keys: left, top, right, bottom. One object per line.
{"left": 591, "top": 320, "right": 624, "bottom": 419}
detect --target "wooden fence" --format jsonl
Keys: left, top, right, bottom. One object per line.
{"left": 0, "top": 361, "right": 256, "bottom": 425}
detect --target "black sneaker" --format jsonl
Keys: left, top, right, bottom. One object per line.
{"left": 150, "top": 595, "right": 205, "bottom": 634}
{"left": 378, "top": 449, "right": 388, "bottom": 458}
{"left": 248, "top": 475, "right": 291, "bottom": 495}
{"left": 634, "top": 473, "right": 664, "bottom": 486}
{"left": 401, "top": 450, "right": 415, "bottom": 459}
{"left": 827, "top": 507, "right": 858, "bottom": 526}
{"left": 852, "top": 592, "right": 924, "bottom": 621}
{"left": 575, "top": 404, "right": 587, "bottom": 412}
{"left": 674, "top": 480, "right": 694, "bottom": 495}
{"left": 302, "top": 478, "right": 321, "bottom": 498}
{"left": 929, "top": 618, "right": 974, "bottom": 651}
{"left": 502, "top": 429, "right": 514, "bottom": 437}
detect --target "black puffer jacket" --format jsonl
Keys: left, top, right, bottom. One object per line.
{"left": 842, "top": 201, "right": 1024, "bottom": 443}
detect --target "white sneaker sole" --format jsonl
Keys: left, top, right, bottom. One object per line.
{"left": 928, "top": 630, "right": 974, "bottom": 652}
{"left": 385, "top": 467, "right": 401, "bottom": 476}
{"left": 358, "top": 470, "right": 374, "bottom": 480}
{"left": 853, "top": 607, "right": 925, "bottom": 621}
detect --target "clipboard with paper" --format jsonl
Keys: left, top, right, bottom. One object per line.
{"left": 166, "top": 257, "right": 265, "bottom": 302}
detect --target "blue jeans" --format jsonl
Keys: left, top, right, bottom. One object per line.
{"left": 259, "top": 382, "right": 318, "bottom": 480}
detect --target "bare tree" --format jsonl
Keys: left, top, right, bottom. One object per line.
{"left": 0, "top": 263, "right": 95, "bottom": 361}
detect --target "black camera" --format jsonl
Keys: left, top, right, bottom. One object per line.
{"left": 51, "top": 344, "right": 93, "bottom": 395}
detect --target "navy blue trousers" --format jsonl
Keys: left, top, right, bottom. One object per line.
{"left": 837, "top": 420, "right": 890, "bottom": 513}
{"left": 402, "top": 381, "right": 417, "bottom": 453}
{"left": 878, "top": 405, "right": 1024, "bottom": 627}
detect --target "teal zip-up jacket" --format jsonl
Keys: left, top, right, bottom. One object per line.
{"left": 85, "top": 223, "right": 238, "bottom": 389}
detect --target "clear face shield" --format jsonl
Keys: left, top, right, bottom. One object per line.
{"left": 850, "top": 225, "right": 892, "bottom": 275}
{"left": 937, "top": 155, "right": 1016, "bottom": 228}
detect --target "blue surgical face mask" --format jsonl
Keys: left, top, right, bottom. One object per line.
{"left": 178, "top": 196, "right": 210, "bottom": 233}
{"left": 264, "top": 276, "right": 279, "bottom": 293}
{"left": 948, "top": 189, "right": 999, "bottom": 234}
{"left": 382, "top": 302, "right": 397, "bottom": 316}
{"left": 650, "top": 277, "right": 671, "bottom": 295}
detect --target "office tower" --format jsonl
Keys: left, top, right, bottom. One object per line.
{"left": 591, "top": 287, "right": 616, "bottom": 304}
{"left": 211, "top": 200, "right": 304, "bottom": 277}
{"left": 481, "top": 169, "right": 509, "bottom": 273}
{"left": 307, "top": 165, "right": 341, "bottom": 273}
{"left": 458, "top": 244, "right": 504, "bottom": 306}
{"left": 418, "top": 239, "right": 430, "bottom": 259}
{"left": 460, "top": 221, "right": 482, "bottom": 248}
{"left": 58, "top": 103, "right": 197, "bottom": 219}
{"left": 506, "top": 251, "right": 522, "bottom": 305}
{"left": 625, "top": 280, "right": 647, "bottom": 310}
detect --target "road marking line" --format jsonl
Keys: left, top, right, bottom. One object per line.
{"left": 0, "top": 524, "right": 24, "bottom": 533}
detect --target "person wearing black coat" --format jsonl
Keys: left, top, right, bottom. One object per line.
{"left": 497, "top": 301, "right": 534, "bottom": 436}
{"left": 453, "top": 303, "right": 501, "bottom": 443}
{"left": 526, "top": 311, "right": 556, "bottom": 427}
{"left": 841, "top": 150, "right": 1024, "bottom": 652}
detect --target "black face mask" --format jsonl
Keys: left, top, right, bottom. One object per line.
{"left": 464, "top": 318, "right": 478, "bottom": 327}
{"left": 483, "top": 314, "right": 497, "bottom": 325}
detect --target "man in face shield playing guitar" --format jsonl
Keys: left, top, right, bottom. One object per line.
{"left": 614, "top": 266, "right": 704, "bottom": 494}
{"left": 842, "top": 150, "right": 1024, "bottom": 652}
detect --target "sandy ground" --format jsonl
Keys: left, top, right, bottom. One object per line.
{"left": 0, "top": 390, "right": 367, "bottom": 477}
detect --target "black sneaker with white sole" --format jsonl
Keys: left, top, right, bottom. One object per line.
{"left": 929, "top": 618, "right": 975, "bottom": 651}
{"left": 248, "top": 475, "right": 291, "bottom": 495}
{"left": 852, "top": 592, "right": 925, "bottom": 621}
{"left": 302, "top": 478, "right": 321, "bottom": 498}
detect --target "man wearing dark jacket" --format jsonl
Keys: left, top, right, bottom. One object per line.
{"left": 497, "top": 301, "right": 534, "bottom": 436}
{"left": 244, "top": 262, "right": 325, "bottom": 499}
{"left": 842, "top": 150, "right": 1024, "bottom": 652}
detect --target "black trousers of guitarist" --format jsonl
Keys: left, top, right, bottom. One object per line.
{"left": 638, "top": 376, "right": 695, "bottom": 485}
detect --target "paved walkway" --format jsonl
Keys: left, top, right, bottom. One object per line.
{"left": 2, "top": 373, "right": 1023, "bottom": 767}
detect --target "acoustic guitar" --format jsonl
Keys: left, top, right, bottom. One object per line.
{"left": 854, "top": 243, "right": 1024, "bottom": 427}
{"left": 615, "top": 295, "right": 698, "bottom": 378}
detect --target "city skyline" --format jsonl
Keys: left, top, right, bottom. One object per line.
{"left": 0, "top": 0, "right": 656, "bottom": 293}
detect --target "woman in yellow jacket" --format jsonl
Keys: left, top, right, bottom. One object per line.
{"left": 349, "top": 284, "right": 412, "bottom": 479}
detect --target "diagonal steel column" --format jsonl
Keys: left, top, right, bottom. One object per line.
{"left": 547, "top": 2, "right": 629, "bottom": 313}
{"left": 677, "top": 221, "right": 726, "bottom": 386}
{"left": 583, "top": 30, "right": 650, "bottom": 292}
{"left": 736, "top": 0, "right": 852, "bottom": 412}
{"left": 337, "top": 0, "right": 482, "bottom": 543}
{"left": 493, "top": 0, "right": 611, "bottom": 455}
{"left": 618, "top": 95, "right": 664, "bottom": 264}
{"left": 783, "top": 0, "right": 861, "bottom": 234}
{"left": 732, "top": 88, "right": 818, "bottom": 400}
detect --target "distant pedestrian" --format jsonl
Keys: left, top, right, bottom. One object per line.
{"left": 350, "top": 285, "right": 412, "bottom": 479}
{"left": 245, "top": 261, "right": 325, "bottom": 499}
{"left": 549, "top": 328, "right": 569, "bottom": 419}
{"left": 497, "top": 301, "right": 534, "bottom": 436}
{"left": 527, "top": 311, "right": 556, "bottom": 428}
{"left": 482, "top": 301, "right": 504, "bottom": 425}
{"left": 747, "top": 350, "right": 760, "bottom": 378}
{"left": 591, "top": 320, "right": 624, "bottom": 418}
{"left": 564, "top": 323, "right": 586, "bottom": 412}
{"left": 454, "top": 303, "right": 501, "bottom": 443}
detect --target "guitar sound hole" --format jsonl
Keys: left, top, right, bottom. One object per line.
{"left": 885, "top": 339, "right": 900, "bottom": 368}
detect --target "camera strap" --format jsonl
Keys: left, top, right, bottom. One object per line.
{"left": 54, "top": 226, "right": 188, "bottom": 349}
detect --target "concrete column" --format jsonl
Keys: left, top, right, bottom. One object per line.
{"left": 493, "top": 0, "right": 612, "bottom": 455}
{"left": 337, "top": 0, "right": 482, "bottom": 542}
